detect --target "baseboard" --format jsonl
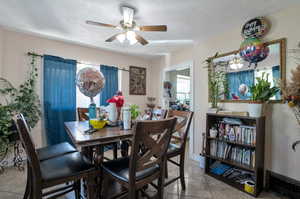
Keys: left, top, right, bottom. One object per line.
{"left": 266, "top": 170, "right": 300, "bottom": 199}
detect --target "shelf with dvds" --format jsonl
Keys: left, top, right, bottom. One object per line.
{"left": 203, "top": 113, "right": 265, "bottom": 197}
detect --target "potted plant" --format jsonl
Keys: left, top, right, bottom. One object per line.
{"left": 0, "top": 54, "right": 41, "bottom": 153}
{"left": 130, "top": 104, "right": 140, "bottom": 121}
{"left": 208, "top": 70, "right": 228, "bottom": 112}
{"left": 248, "top": 73, "right": 279, "bottom": 117}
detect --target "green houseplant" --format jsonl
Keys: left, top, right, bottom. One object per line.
{"left": 248, "top": 73, "right": 279, "bottom": 117}
{"left": 0, "top": 54, "right": 41, "bottom": 152}
{"left": 205, "top": 53, "right": 228, "bottom": 111}
{"left": 208, "top": 69, "right": 228, "bottom": 110}
{"left": 129, "top": 104, "right": 140, "bottom": 120}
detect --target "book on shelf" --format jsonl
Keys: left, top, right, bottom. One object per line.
{"left": 216, "top": 123, "right": 256, "bottom": 145}
{"left": 209, "top": 140, "right": 255, "bottom": 168}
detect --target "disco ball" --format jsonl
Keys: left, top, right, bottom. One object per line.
{"left": 76, "top": 67, "right": 105, "bottom": 98}
{"left": 239, "top": 37, "right": 269, "bottom": 66}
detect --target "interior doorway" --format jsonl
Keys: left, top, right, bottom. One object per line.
{"left": 163, "top": 61, "right": 195, "bottom": 160}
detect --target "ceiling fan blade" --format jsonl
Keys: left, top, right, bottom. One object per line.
{"left": 86, "top": 20, "right": 117, "bottom": 28}
{"left": 135, "top": 34, "right": 149, "bottom": 45}
{"left": 105, "top": 33, "right": 122, "bottom": 42}
{"left": 139, "top": 25, "right": 167, "bottom": 32}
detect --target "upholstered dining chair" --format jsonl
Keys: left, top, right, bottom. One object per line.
{"left": 14, "top": 114, "right": 97, "bottom": 199}
{"left": 164, "top": 110, "right": 194, "bottom": 190}
{"left": 77, "top": 107, "right": 118, "bottom": 160}
{"left": 100, "top": 117, "right": 177, "bottom": 199}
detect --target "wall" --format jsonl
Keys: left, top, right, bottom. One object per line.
{"left": 0, "top": 28, "right": 3, "bottom": 76}
{"left": 0, "top": 28, "right": 155, "bottom": 147}
{"left": 153, "top": 6, "right": 300, "bottom": 181}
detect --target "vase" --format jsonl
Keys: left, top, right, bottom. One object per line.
{"left": 105, "top": 103, "right": 118, "bottom": 123}
{"left": 122, "top": 107, "right": 131, "bottom": 130}
{"left": 248, "top": 103, "right": 263, "bottom": 117}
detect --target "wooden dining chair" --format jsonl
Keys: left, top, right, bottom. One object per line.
{"left": 164, "top": 110, "right": 194, "bottom": 190}
{"left": 100, "top": 117, "right": 177, "bottom": 199}
{"left": 14, "top": 114, "right": 98, "bottom": 199}
{"left": 77, "top": 107, "right": 118, "bottom": 160}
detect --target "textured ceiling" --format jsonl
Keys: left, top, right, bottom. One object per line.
{"left": 0, "top": 0, "right": 298, "bottom": 58}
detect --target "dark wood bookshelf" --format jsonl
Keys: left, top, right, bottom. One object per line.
{"left": 204, "top": 113, "right": 265, "bottom": 197}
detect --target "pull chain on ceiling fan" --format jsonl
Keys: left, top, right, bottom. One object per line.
{"left": 86, "top": 6, "right": 167, "bottom": 46}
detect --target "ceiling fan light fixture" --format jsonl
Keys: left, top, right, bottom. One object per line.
{"left": 126, "top": 31, "right": 137, "bottom": 45}
{"left": 129, "top": 37, "right": 137, "bottom": 45}
{"left": 122, "top": 6, "right": 134, "bottom": 27}
{"left": 126, "top": 31, "right": 136, "bottom": 40}
{"left": 117, "top": 33, "right": 126, "bottom": 43}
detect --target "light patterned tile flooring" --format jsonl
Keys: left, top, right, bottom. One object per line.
{"left": 0, "top": 151, "right": 287, "bottom": 199}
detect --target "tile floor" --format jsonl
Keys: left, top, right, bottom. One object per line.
{"left": 0, "top": 151, "right": 287, "bottom": 199}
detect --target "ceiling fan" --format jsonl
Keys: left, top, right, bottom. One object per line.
{"left": 86, "top": 6, "right": 167, "bottom": 46}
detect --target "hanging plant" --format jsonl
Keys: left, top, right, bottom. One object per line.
{"left": 0, "top": 54, "right": 41, "bottom": 152}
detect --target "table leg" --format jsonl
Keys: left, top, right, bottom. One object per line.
{"left": 94, "top": 145, "right": 104, "bottom": 199}
{"left": 81, "top": 146, "right": 94, "bottom": 197}
{"left": 120, "top": 140, "right": 129, "bottom": 157}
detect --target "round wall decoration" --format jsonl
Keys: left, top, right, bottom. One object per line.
{"left": 241, "top": 17, "right": 270, "bottom": 39}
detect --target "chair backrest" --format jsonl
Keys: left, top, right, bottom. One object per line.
{"left": 166, "top": 110, "right": 194, "bottom": 149}
{"left": 77, "top": 107, "right": 101, "bottom": 121}
{"left": 14, "top": 114, "right": 42, "bottom": 179}
{"left": 129, "top": 117, "right": 177, "bottom": 183}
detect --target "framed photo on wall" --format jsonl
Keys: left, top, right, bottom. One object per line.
{"left": 129, "top": 66, "right": 146, "bottom": 95}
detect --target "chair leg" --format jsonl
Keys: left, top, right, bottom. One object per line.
{"left": 74, "top": 180, "right": 81, "bottom": 199}
{"left": 128, "top": 187, "right": 136, "bottom": 199}
{"left": 165, "top": 160, "right": 168, "bottom": 179}
{"left": 113, "top": 142, "right": 118, "bottom": 160}
{"left": 157, "top": 159, "right": 167, "bottom": 199}
{"left": 32, "top": 183, "right": 42, "bottom": 199}
{"left": 23, "top": 163, "right": 31, "bottom": 199}
{"left": 86, "top": 174, "right": 97, "bottom": 199}
{"left": 179, "top": 155, "right": 186, "bottom": 190}
{"left": 157, "top": 172, "right": 165, "bottom": 199}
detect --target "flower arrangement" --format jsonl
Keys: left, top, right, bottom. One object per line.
{"left": 281, "top": 64, "right": 300, "bottom": 151}
{"left": 282, "top": 65, "right": 300, "bottom": 107}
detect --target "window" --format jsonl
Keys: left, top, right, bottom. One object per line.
{"left": 176, "top": 75, "right": 191, "bottom": 103}
{"left": 76, "top": 63, "right": 101, "bottom": 108}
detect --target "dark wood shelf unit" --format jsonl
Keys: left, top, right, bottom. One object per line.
{"left": 204, "top": 113, "right": 265, "bottom": 197}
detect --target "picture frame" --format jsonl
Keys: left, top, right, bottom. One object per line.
{"left": 129, "top": 66, "right": 147, "bottom": 95}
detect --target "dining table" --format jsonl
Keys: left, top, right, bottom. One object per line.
{"left": 64, "top": 121, "right": 133, "bottom": 198}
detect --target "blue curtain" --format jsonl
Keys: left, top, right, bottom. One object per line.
{"left": 44, "top": 55, "right": 76, "bottom": 145}
{"left": 272, "top": 65, "right": 280, "bottom": 100}
{"left": 100, "top": 65, "right": 119, "bottom": 106}
{"left": 226, "top": 70, "right": 254, "bottom": 100}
